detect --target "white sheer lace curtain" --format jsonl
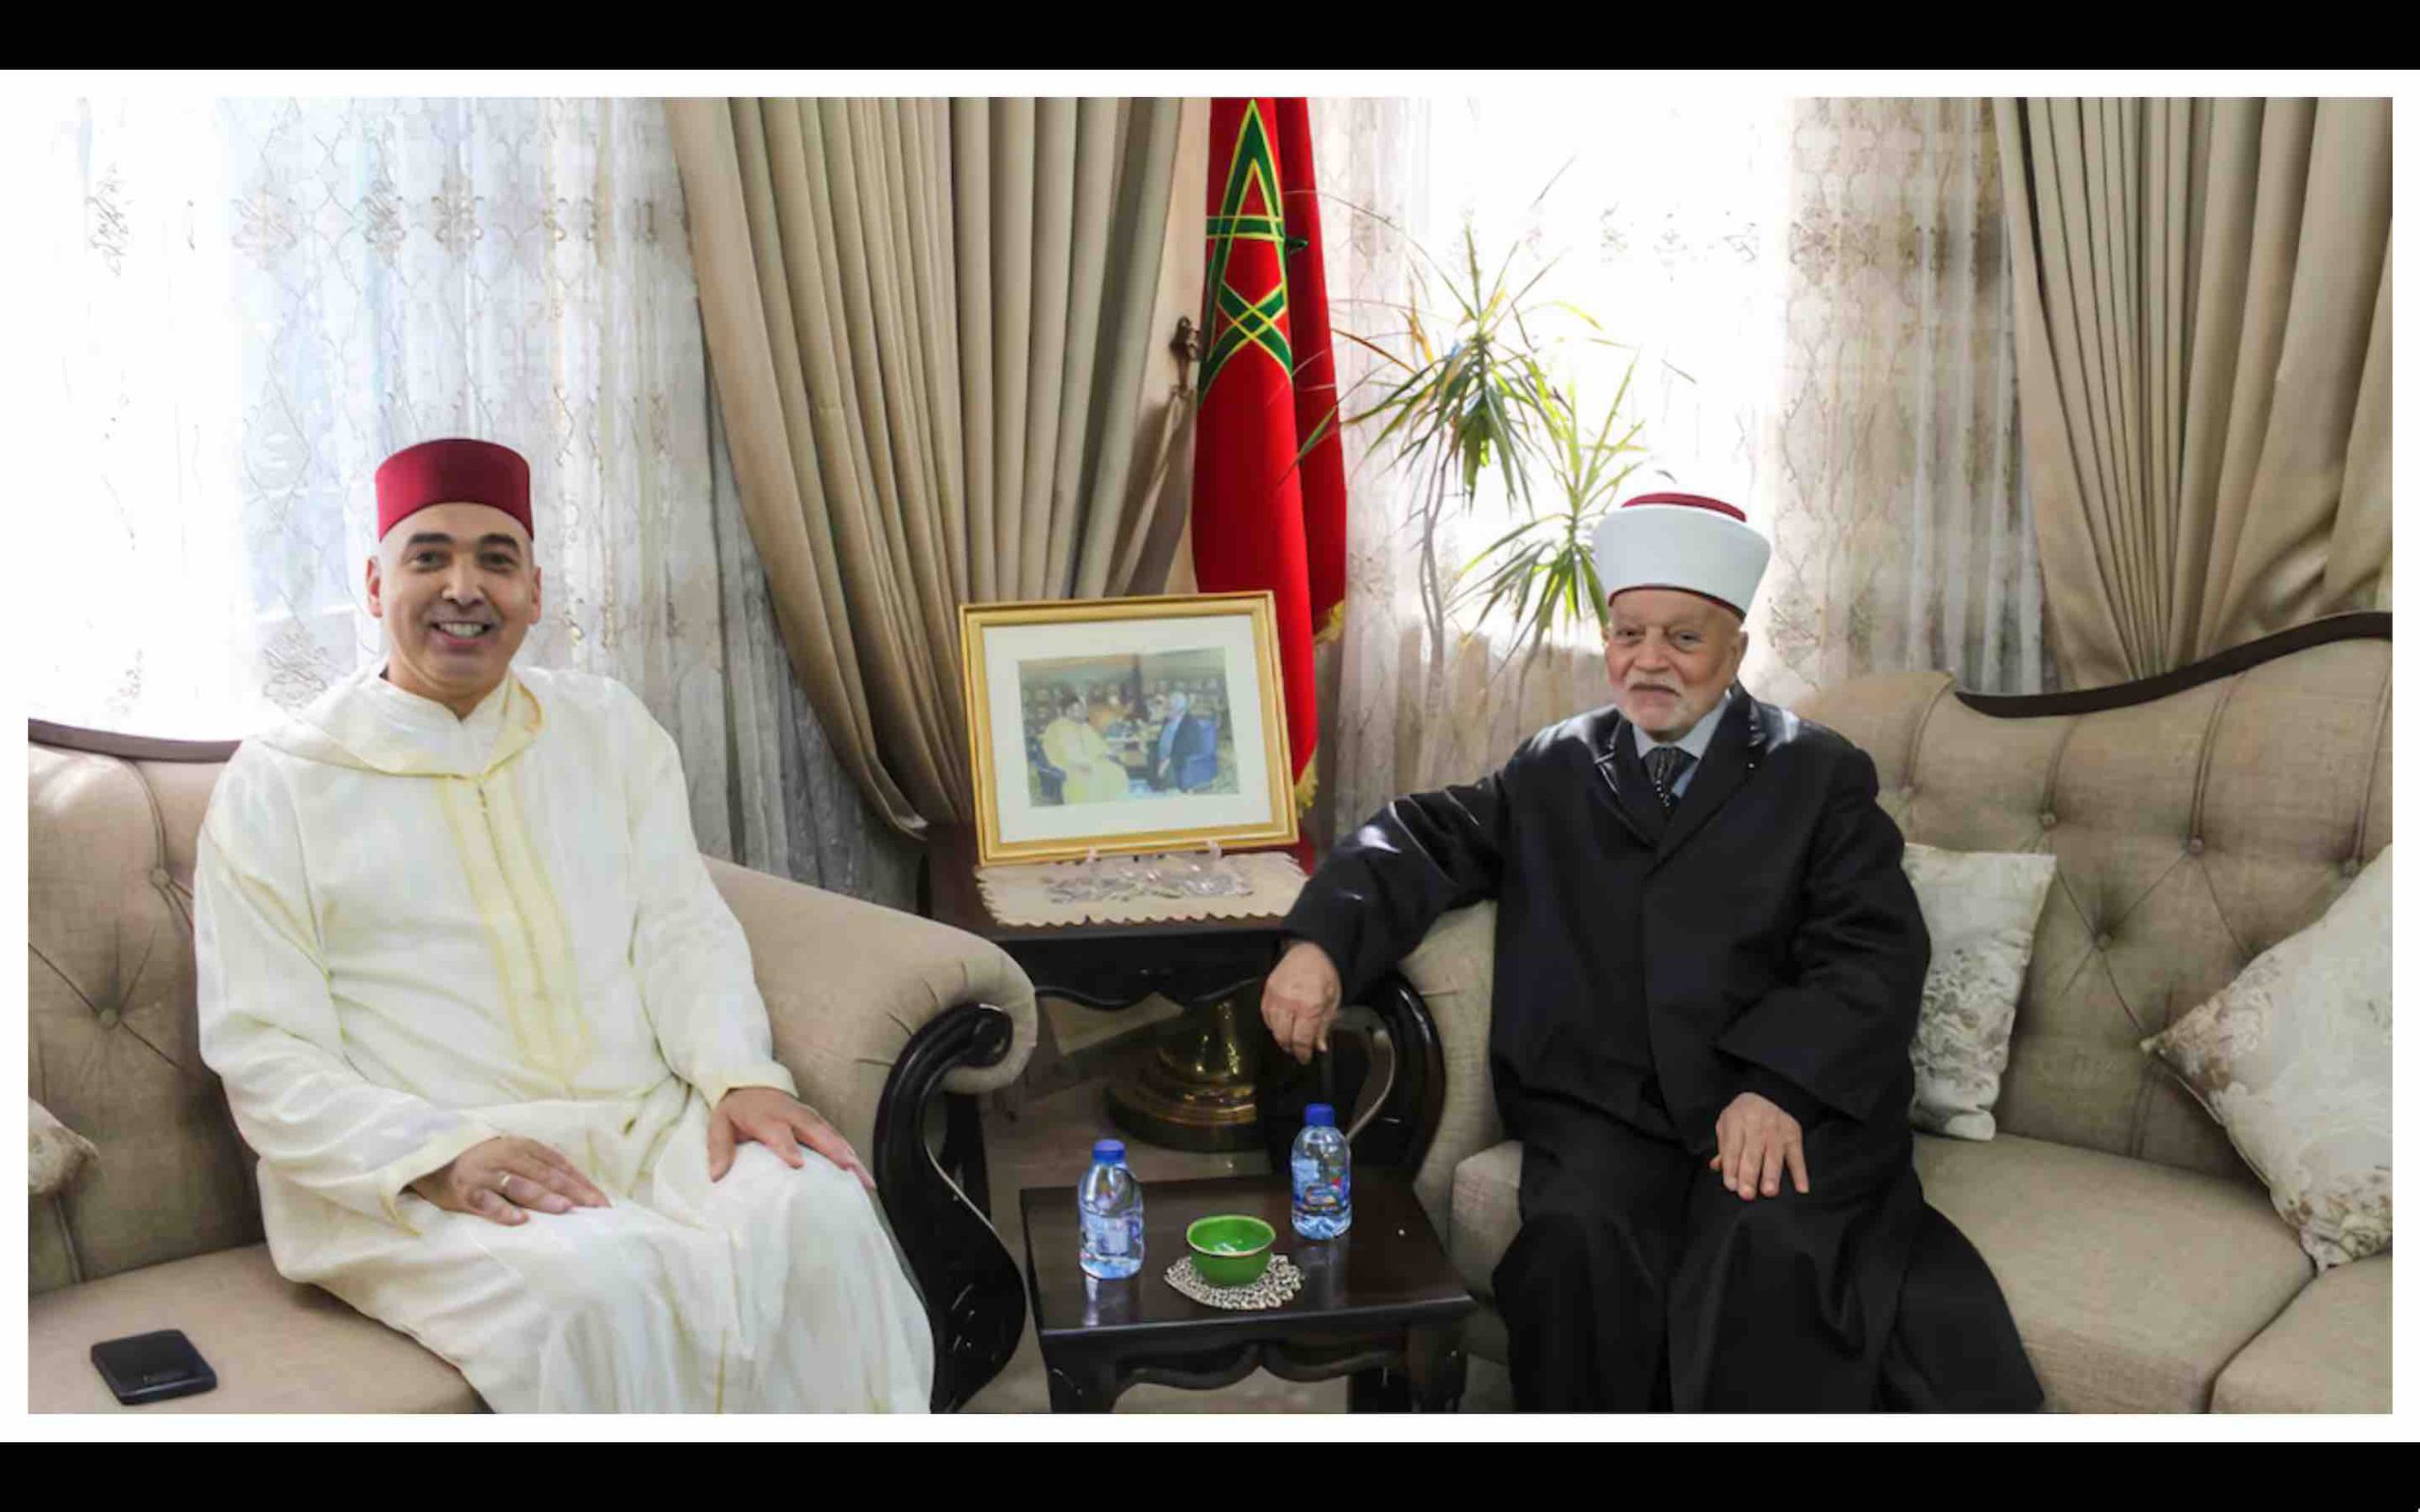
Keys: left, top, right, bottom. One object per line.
{"left": 1767, "top": 98, "right": 2045, "bottom": 709}
{"left": 32, "top": 96, "right": 912, "bottom": 906}
{"left": 1311, "top": 94, "right": 2047, "bottom": 836}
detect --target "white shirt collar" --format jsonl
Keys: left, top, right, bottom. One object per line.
{"left": 1631, "top": 684, "right": 1734, "bottom": 763}
{"left": 366, "top": 662, "right": 517, "bottom": 756}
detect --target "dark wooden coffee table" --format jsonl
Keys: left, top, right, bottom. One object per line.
{"left": 1019, "top": 1168, "right": 1475, "bottom": 1412}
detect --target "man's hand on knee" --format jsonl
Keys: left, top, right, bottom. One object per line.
{"left": 1262, "top": 938, "right": 1343, "bottom": 1065}
{"left": 1709, "top": 1092, "right": 1809, "bottom": 1201}
{"left": 711, "top": 1087, "right": 874, "bottom": 1194}
{"left": 410, "top": 1136, "right": 613, "bottom": 1227}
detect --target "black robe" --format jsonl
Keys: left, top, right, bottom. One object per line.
{"left": 1282, "top": 687, "right": 2041, "bottom": 1411}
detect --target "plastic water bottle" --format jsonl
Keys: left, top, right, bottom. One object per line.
{"left": 1290, "top": 1103, "right": 1353, "bottom": 1239}
{"left": 1078, "top": 1138, "right": 1145, "bottom": 1280}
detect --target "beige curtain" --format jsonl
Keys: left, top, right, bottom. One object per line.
{"left": 1996, "top": 98, "right": 2393, "bottom": 690}
{"left": 668, "top": 98, "right": 1195, "bottom": 834}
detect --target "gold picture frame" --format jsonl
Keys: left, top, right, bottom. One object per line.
{"left": 959, "top": 592, "right": 1299, "bottom": 867}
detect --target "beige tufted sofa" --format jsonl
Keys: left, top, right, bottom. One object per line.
{"left": 27, "top": 722, "right": 1039, "bottom": 1413}
{"left": 1392, "top": 614, "right": 2390, "bottom": 1412}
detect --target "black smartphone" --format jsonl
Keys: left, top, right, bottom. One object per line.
{"left": 90, "top": 1330, "right": 217, "bottom": 1405}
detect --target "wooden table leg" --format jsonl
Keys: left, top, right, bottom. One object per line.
{"left": 1405, "top": 1323, "right": 1466, "bottom": 1413}
{"left": 1347, "top": 1360, "right": 1410, "bottom": 1412}
{"left": 1046, "top": 1351, "right": 1121, "bottom": 1413}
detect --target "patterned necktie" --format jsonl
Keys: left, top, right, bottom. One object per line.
{"left": 1643, "top": 745, "right": 1696, "bottom": 811}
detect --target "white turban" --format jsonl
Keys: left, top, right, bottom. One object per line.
{"left": 1591, "top": 491, "right": 1771, "bottom": 619}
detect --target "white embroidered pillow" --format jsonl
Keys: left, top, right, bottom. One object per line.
{"left": 1900, "top": 843, "right": 2059, "bottom": 1141}
{"left": 2142, "top": 847, "right": 2391, "bottom": 1270}
{"left": 30, "top": 1098, "right": 98, "bottom": 1198}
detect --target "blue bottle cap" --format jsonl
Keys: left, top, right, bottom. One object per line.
{"left": 1305, "top": 1104, "right": 1336, "bottom": 1127}
{"left": 1093, "top": 1138, "right": 1127, "bottom": 1162}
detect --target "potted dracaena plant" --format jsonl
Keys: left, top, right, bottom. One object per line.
{"left": 1328, "top": 215, "right": 1663, "bottom": 781}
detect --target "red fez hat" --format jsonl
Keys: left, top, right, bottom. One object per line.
{"left": 375, "top": 439, "right": 532, "bottom": 541}
{"left": 1617, "top": 490, "right": 1749, "bottom": 522}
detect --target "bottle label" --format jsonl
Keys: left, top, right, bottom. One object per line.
{"left": 1291, "top": 1156, "right": 1347, "bottom": 1211}
{"left": 1082, "top": 1210, "right": 1132, "bottom": 1255}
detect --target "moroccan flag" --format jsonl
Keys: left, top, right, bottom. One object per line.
{"left": 1274, "top": 99, "right": 1349, "bottom": 653}
{"left": 1190, "top": 97, "right": 1347, "bottom": 819}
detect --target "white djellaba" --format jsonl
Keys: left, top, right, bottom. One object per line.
{"left": 195, "top": 663, "right": 934, "bottom": 1411}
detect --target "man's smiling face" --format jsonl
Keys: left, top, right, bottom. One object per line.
{"left": 1603, "top": 586, "right": 1748, "bottom": 739}
{"left": 365, "top": 501, "right": 542, "bottom": 718}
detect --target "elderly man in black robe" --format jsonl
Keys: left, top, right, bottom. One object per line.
{"left": 1266, "top": 491, "right": 2041, "bottom": 1412}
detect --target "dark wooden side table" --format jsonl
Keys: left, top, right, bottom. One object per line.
{"left": 1019, "top": 1169, "right": 1475, "bottom": 1412}
{"left": 921, "top": 824, "right": 1299, "bottom": 1153}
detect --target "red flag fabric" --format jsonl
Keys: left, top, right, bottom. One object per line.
{"left": 1273, "top": 99, "right": 1348, "bottom": 653}
{"left": 1190, "top": 97, "right": 1347, "bottom": 822}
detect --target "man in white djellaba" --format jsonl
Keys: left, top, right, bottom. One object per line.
{"left": 194, "top": 438, "right": 934, "bottom": 1412}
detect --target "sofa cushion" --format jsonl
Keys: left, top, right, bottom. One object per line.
{"left": 1913, "top": 1132, "right": 2313, "bottom": 1412}
{"left": 2210, "top": 1255, "right": 2391, "bottom": 1413}
{"left": 1902, "top": 844, "right": 2059, "bottom": 1141}
{"left": 2141, "top": 846, "right": 2392, "bottom": 1270}
{"left": 1399, "top": 902, "right": 1508, "bottom": 1238}
{"left": 30, "top": 1097, "right": 98, "bottom": 1197}
{"left": 1447, "top": 1139, "right": 1525, "bottom": 1298}
{"left": 28, "top": 1244, "right": 479, "bottom": 1413}
{"left": 1450, "top": 1132, "right": 2317, "bottom": 1411}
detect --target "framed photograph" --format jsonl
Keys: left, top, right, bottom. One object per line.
{"left": 959, "top": 592, "right": 1299, "bottom": 866}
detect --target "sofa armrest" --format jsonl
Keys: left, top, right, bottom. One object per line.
{"left": 1393, "top": 902, "right": 1505, "bottom": 1240}
{"left": 704, "top": 857, "right": 1038, "bottom": 1160}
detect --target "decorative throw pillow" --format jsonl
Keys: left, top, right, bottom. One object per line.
{"left": 2142, "top": 846, "right": 2392, "bottom": 1270}
{"left": 1900, "top": 843, "right": 2060, "bottom": 1141}
{"left": 29, "top": 1098, "right": 98, "bottom": 1197}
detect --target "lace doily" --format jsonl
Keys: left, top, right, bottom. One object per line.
{"left": 978, "top": 850, "right": 1306, "bottom": 926}
{"left": 1164, "top": 1252, "right": 1305, "bottom": 1310}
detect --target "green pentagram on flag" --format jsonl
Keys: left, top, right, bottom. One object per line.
{"left": 1200, "top": 100, "right": 1293, "bottom": 396}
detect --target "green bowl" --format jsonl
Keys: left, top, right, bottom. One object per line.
{"left": 1185, "top": 1213, "right": 1276, "bottom": 1288}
